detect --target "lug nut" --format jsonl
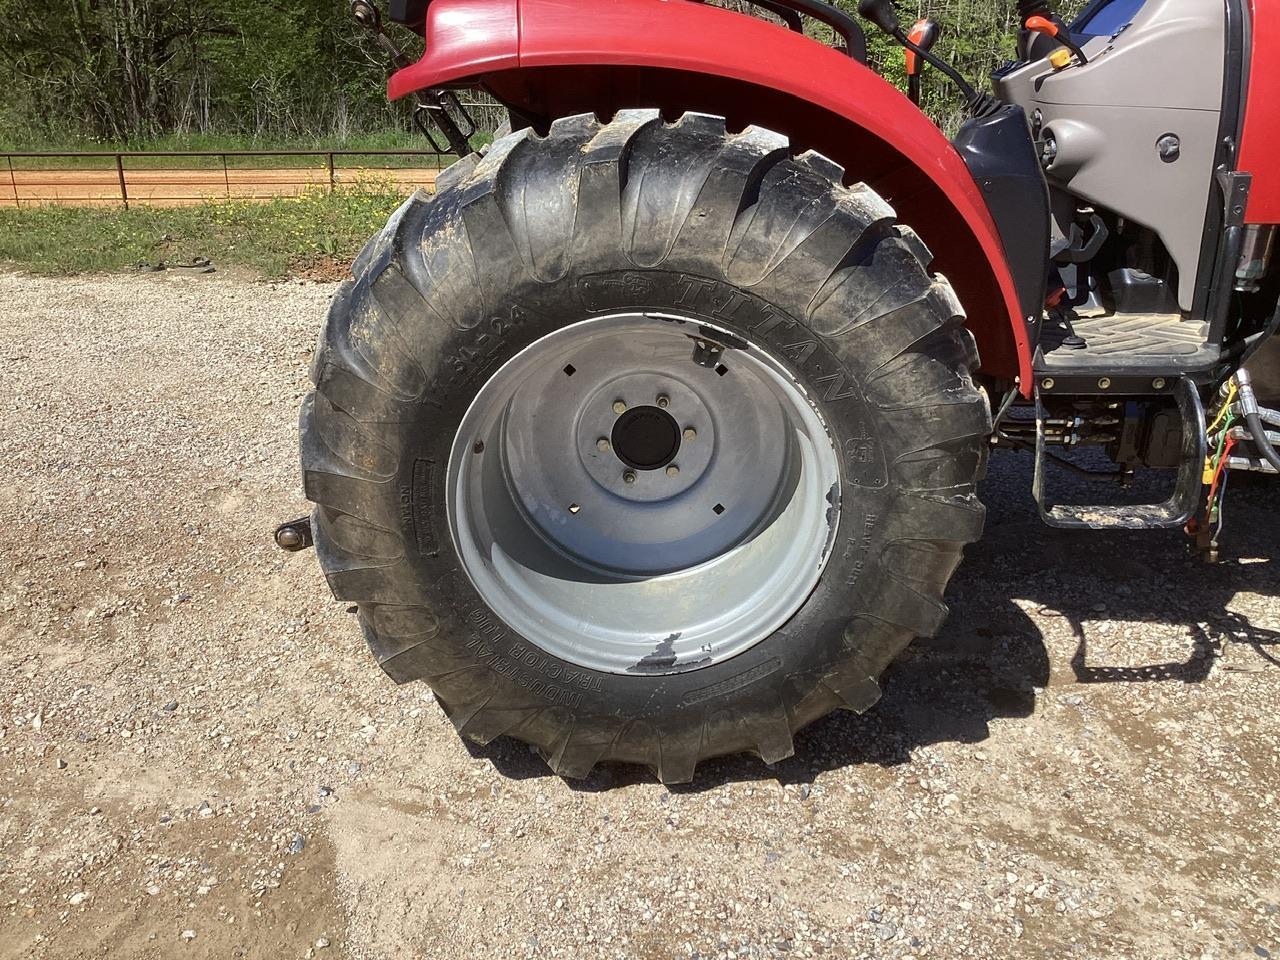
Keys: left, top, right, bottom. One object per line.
{"left": 666, "top": 464, "right": 680, "bottom": 478}
{"left": 612, "top": 400, "right": 627, "bottom": 415}
{"left": 597, "top": 438, "right": 611, "bottom": 452}
{"left": 683, "top": 427, "right": 697, "bottom": 442}
{"left": 623, "top": 470, "right": 637, "bottom": 485}
{"left": 656, "top": 394, "right": 671, "bottom": 409}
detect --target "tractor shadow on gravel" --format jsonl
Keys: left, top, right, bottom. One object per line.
{"left": 466, "top": 451, "right": 1280, "bottom": 792}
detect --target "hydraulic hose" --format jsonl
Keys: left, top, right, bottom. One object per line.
{"left": 1233, "top": 369, "right": 1280, "bottom": 474}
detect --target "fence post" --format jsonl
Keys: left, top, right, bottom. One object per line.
{"left": 7, "top": 156, "right": 17, "bottom": 209}
{"left": 222, "top": 153, "right": 230, "bottom": 199}
{"left": 115, "top": 153, "right": 129, "bottom": 209}
{"left": 327, "top": 152, "right": 336, "bottom": 193}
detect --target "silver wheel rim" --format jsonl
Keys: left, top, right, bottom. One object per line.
{"left": 446, "top": 313, "right": 841, "bottom": 676}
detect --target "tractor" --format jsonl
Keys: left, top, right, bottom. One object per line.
{"left": 276, "top": 0, "right": 1280, "bottom": 783}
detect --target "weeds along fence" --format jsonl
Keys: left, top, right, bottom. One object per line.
{"left": 1, "top": 147, "right": 454, "bottom": 209}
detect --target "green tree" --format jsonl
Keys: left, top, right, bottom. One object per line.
{"left": 0, "top": 0, "right": 1085, "bottom": 145}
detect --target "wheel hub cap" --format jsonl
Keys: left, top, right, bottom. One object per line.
{"left": 611, "top": 405, "right": 680, "bottom": 471}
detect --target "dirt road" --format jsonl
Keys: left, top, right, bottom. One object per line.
{"left": 2, "top": 270, "right": 1279, "bottom": 960}
{"left": 1, "top": 168, "right": 437, "bottom": 207}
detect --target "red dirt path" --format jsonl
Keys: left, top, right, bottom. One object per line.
{"left": 1, "top": 167, "right": 439, "bottom": 207}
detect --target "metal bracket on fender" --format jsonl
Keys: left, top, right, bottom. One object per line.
{"left": 413, "top": 90, "right": 478, "bottom": 158}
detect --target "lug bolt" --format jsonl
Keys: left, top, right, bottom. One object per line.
{"left": 276, "top": 528, "right": 302, "bottom": 550}
{"left": 612, "top": 400, "right": 627, "bottom": 415}
{"left": 596, "top": 438, "right": 611, "bottom": 452}
{"left": 1098, "top": 377, "right": 1112, "bottom": 390}
{"left": 1152, "top": 377, "right": 1167, "bottom": 390}
{"left": 623, "top": 470, "right": 637, "bottom": 485}
{"left": 683, "top": 427, "right": 697, "bottom": 441}
{"left": 666, "top": 464, "right": 680, "bottom": 478}
{"left": 568, "top": 503, "right": 581, "bottom": 515}
{"left": 657, "top": 394, "right": 671, "bottom": 409}
{"left": 1041, "top": 378, "right": 1055, "bottom": 391}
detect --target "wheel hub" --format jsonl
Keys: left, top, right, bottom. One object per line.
{"left": 576, "top": 371, "right": 716, "bottom": 505}
{"left": 611, "top": 405, "right": 680, "bottom": 471}
{"left": 446, "top": 313, "right": 841, "bottom": 676}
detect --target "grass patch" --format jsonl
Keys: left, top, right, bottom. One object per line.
{"left": 0, "top": 183, "right": 409, "bottom": 278}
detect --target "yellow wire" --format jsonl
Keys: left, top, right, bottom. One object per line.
{"left": 1208, "top": 382, "right": 1239, "bottom": 435}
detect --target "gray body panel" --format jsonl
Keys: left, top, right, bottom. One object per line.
{"left": 994, "top": 0, "right": 1226, "bottom": 309}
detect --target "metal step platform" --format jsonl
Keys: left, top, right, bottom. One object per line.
{"left": 1031, "top": 377, "right": 1207, "bottom": 529}
{"left": 1037, "top": 312, "right": 1220, "bottom": 374}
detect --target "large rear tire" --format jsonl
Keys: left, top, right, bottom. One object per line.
{"left": 300, "top": 111, "right": 990, "bottom": 783}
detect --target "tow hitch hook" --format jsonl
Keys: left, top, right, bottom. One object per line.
{"left": 274, "top": 517, "right": 314, "bottom": 552}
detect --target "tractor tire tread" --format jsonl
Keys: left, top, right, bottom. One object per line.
{"left": 300, "top": 111, "right": 988, "bottom": 784}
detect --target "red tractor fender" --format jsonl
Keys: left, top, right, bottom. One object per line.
{"left": 389, "top": 0, "right": 1034, "bottom": 388}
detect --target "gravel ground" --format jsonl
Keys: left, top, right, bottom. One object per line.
{"left": 2, "top": 270, "right": 1279, "bottom": 960}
